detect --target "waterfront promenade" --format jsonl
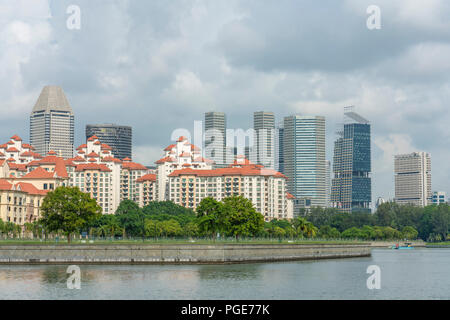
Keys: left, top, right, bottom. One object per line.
{"left": 0, "top": 243, "right": 371, "bottom": 264}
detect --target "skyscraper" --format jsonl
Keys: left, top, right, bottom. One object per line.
{"left": 284, "top": 115, "right": 326, "bottom": 214}
{"left": 86, "top": 124, "right": 132, "bottom": 160}
{"left": 326, "top": 160, "right": 331, "bottom": 207}
{"left": 204, "top": 112, "right": 226, "bottom": 167}
{"left": 394, "top": 152, "right": 431, "bottom": 207}
{"left": 331, "top": 108, "right": 371, "bottom": 213}
{"left": 254, "top": 111, "right": 275, "bottom": 169}
{"left": 30, "top": 86, "right": 74, "bottom": 159}
{"left": 275, "top": 121, "right": 284, "bottom": 174}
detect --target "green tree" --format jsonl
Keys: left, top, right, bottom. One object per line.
{"left": 196, "top": 197, "right": 227, "bottom": 237}
{"left": 115, "top": 200, "right": 144, "bottom": 238}
{"left": 222, "top": 196, "right": 264, "bottom": 238}
{"left": 401, "top": 226, "right": 418, "bottom": 240}
{"left": 40, "top": 186, "right": 102, "bottom": 243}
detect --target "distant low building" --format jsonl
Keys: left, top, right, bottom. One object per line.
{"left": 432, "top": 191, "right": 446, "bottom": 205}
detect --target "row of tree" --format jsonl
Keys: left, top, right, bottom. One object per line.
{"left": 303, "top": 203, "right": 450, "bottom": 241}
{"left": 2, "top": 186, "right": 449, "bottom": 242}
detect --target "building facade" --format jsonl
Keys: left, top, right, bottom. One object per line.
{"left": 432, "top": 191, "right": 446, "bottom": 205}
{"left": 168, "top": 156, "right": 294, "bottom": 221}
{"left": 331, "top": 109, "right": 371, "bottom": 213}
{"left": 394, "top": 152, "right": 432, "bottom": 207}
{"left": 204, "top": 112, "right": 227, "bottom": 167}
{"left": 253, "top": 111, "right": 275, "bottom": 169}
{"left": 30, "top": 86, "right": 74, "bottom": 159}
{"left": 275, "top": 121, "right": 284, "bottom": 174}
{"left": 86, "top": 124, "right": 132, "bottom": 160}
{"left": 284, "top": 115, "right": 327, "bottom": 215}
{"left": 156, "top": 136, "right": 214, "bottom": 201}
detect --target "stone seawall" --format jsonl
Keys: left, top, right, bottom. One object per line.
{"left": 0, "top": 244, "right": 371, "bottom": 264}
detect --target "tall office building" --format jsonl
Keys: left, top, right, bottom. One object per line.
{"left": 331, "top": 108, "right": 371, "bottom": 213}
{"left": 326, "top": 160, "right": 331, "bottom": 207}
{"left": 204, "top": 112, "right": 227, "bottom": 167}
{"left": 284, "top": 115, "right": 326, "bottom": 215}
{"left": 394, "top": 152, "right": 431, "bottom": 207}
{"left": 275, "top": 121, "right": 284, "bottom": 174}
{"left": 86, "top": 124, "right": 132, "bottom": 160}
{"left": 30, "top": 86, "right": 74, "bottom": 159}
{"left": 254, "top": 111, "right": 275, "bottom": 169}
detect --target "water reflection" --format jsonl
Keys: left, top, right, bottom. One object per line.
{"left": 0, "top": 249, "right": 449, "bottom": 299}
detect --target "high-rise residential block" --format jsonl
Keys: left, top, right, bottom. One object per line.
{"left": 86, "top": 124, "right": 132, "bottom": 160}
{"left": 30, "top": 86, "right": 74, "bottom": 159}
{"left": 284, "top": 115, "right": 326, "bottom": 214}
{"left": 394, "top": 152, "right": 431, "bottom": 207}
{"left": 253, "top": 111, "right": 275, "bottom": 169}
{"left": 331, "top": 108, "right": 371, "bottom": 213}
{"left": 204, "top": 112, "right": 227, "bottom": 167}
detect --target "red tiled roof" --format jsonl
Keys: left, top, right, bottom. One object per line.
{"left": 0, "top": 144, "right": 7, "bottom": 148}
{"left": 190, "top": 144, "right": 201, "bottom": 152}
{"left": 47, "top": 150, "right": 57, "bottom": 155}
{"left": 29, "top": 155, "right": 68, "bottom": 178}
{"left": 16, "top": 182, "right": 48, "bottom": 195}
{"left": 123, "top": 157, "right": 132, "bottom": 162}
{"left": 164, "top": 144, "right": 176, "bottom": 151}
{"left": 6, "top": 147, "right": 19, "bottom": 152}
{"left": 286, "top": 193, "right": 295, "bottom": 199}
{"left": 136, "top": 173, "right": 156, "bottom": 182}
{"left": 87, "top": 152, "right": 99, "bottom": 158}
{"left": 76, "top": 144, "right": 87, "bottom": 150}
{"left": 122, "top": 162, "right": 148, "bottom": 171}
{"left": 78, "top": 150, "right": 85, "bottom": 154}
{"left": 22, "top": 167, "right": 55, "bottom": 179}
{"left": 10, "top": 135, "right": 22, "bottom": 141}
{"left": 182, "top": 164, "right": 191, "bottom": 167}
{"left": 155, "top": 156, "right": 175, "bottom": 164}
{"left": 8, "top": 163, "right": 27, "bottom": 171}
{"left": 6, "top": 141, "right": 14, "bottom": 145}
{"left": 75, "top": 163, "right": 112, "bottom": 172}
{"left": 94, "top": 141, "right": 101, "bottom": 145}
{"left": 177, "top": 136, "right": 187, "bottom": 142}
{"left": 20, "top": 151, "right": 34, "bottom": 157}
{"left": 64, "top": 159, "right": 76, "bottom": 166}
{"left": 88, "top": 158, "right": 97, "bottom": 162}
{"left": 169, "top": 164, "right": 287, "bottom": 179}
{"left": 70, "top": 156, "right": 85, "bottom": 162}
{"left": 87, "top": 135, "right": 99, "bottom": 141}
{"left": 101, "top": 144, "right": 112, "bottom": 150}
{"left": 22, "top": 143, "right": 34, "bottom": 150}
{"left": 7, "top": 158, "right": 15, "bottom": 162}
{"left": 0, "top": 179, "right": 13, "bottom": 191}
{"left": 0, "top": 152, "right": 4, "bottom": 157}
{"left": 102, "top": 156, "right": 122, "bottom": 163}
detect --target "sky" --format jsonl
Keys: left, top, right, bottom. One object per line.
{"left": 1, "top": 0, "right": 450, "bottom": 202}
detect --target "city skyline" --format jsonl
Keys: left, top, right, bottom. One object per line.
{"left": 1, "top": 1, "right": 450, "bottom": 203}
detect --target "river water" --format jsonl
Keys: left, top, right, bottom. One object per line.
{"left": 0, "top": 248, "right": 448, "bottom": 300}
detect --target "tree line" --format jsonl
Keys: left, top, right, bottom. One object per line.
{"left": 1, "top": 186, "right": 449, "bottom": 242}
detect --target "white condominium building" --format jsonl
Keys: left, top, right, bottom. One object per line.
{"left": 155, "top": 136, "right": 214, "bottom": 201}
{"left": 168, "top": 155, "right": 294, "bottom": 221}
{"left": 394, "top": 152, "right": 432, "bottom": 207}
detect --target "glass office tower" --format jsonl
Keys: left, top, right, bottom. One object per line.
{"left": 331, "top": 108, "right": 371, "bottom": 213}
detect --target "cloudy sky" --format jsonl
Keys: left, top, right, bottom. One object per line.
{"left": 1, "top": 0, "right": 450, "bottom": 202}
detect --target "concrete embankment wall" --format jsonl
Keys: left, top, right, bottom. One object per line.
{"left": 370, "top": 241, "right": 426, "bottom": 248}
{"left": 0, "top": 244, "right": 371, "bottom": 264}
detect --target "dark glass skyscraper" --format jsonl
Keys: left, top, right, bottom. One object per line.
{"left": 86, "top": 124, "right": 132, "bottom": 160}
{"left": 331, "top": 109, "right": 371, "bottom": 213}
